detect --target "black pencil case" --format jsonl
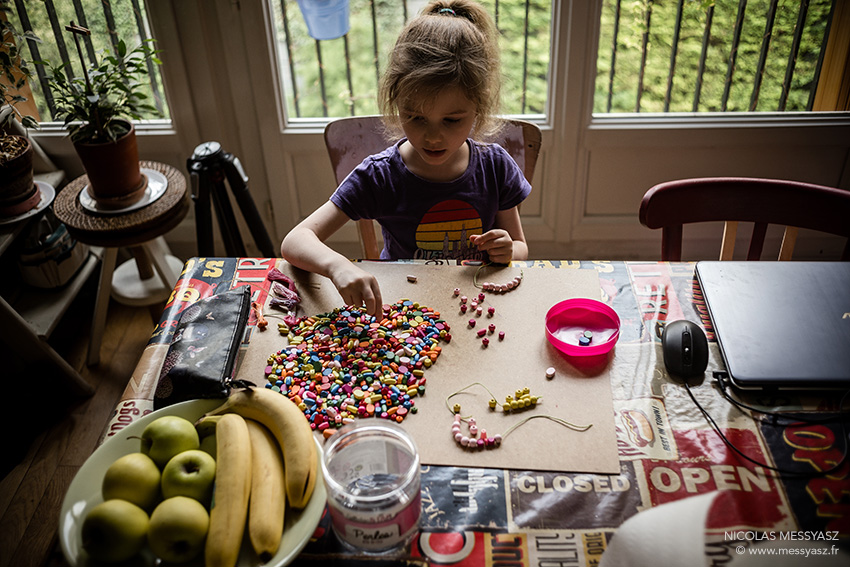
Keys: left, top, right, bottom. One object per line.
{"left": 153, "top": 286, "right": 252, "bottom": 409}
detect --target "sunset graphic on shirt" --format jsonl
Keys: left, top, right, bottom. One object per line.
{"left": 414, "top": 199, "right": 484, "bottom": 260}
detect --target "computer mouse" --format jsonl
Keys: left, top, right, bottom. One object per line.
{"left": 661, "top": 320, "right": 709, "bottom": 380}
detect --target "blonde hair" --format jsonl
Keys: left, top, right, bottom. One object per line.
{"left": 379, "top": 0, "right": 503, "bottom": 140}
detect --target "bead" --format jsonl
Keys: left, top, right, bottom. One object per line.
{"left": 469, "top": 425, "right": 478, "bottom": 436}
{"left": 460, "top": 296, "right": 468, "bottom": 304}
{"left": 494, "top": 434, "right": 502, "bottom": 446}
{"left": 482, "top": 337, "right": 489, "bottom": 347}
{"left": 488, "top": 324, "right": 495, "bottom": 334}
{"left": 454, "top": 432, "right": 463, "bottom": 442}
{"left": 453, "top": 288, "right": 460, "bottom": 296}
{"left": 461, "top": 436, "right": 469, "bottom": 446}
{"left": 468, "top": 319, "right": 476, "bottom": 327}
{"left": 453, "top": 403, "right": 461, "bottom": 414}
{"left": 546, "top": 367, "right": 556, "bottom": 379}
{"left": 407, "top": 275, "right": 417, "bottom": 283}
{"left": 471, "top": 300, "right": 478, "bottom": 309}
{"left": 489, "top": 398, "right": 497, "bottom": 409}
{"left": 476, "top": 307, "right": 483, "bottom": 316}
{"left": 499, "top": 331, "right": 505, "bottom": 340}
{"left": 477, "top": 328, "right": 487, "bottom": 337}
{"left": 488, "top": 306, "right": 495, "bottom": 316}
{"left": 579, "top": 336, "right": 591, "bottom": 346}
{"left": 478, "top": 293, "right": 485, "bottom": 302}
{"left": 460, "top": 304, "right": 468, "bottom": 313}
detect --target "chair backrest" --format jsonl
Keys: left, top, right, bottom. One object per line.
{"left": 639, "top": 177, "right": 850, "bottom": 261}
{"left": 324, "top": 115, "right": 542, "bottom": 259}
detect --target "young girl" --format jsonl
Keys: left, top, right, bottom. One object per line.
{"left": 281, "top": 0, "right": 531, "bottom": 317}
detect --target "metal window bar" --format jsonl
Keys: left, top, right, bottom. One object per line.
{"left": 344, "top": 35, "right": 355, "bottom": 116}
{"left": 721, "top": 0, "right": 748, "bottom": 111}
{"left": 521, "top": 0, "right": 530, "bottom": 114}
{"left": 692, "top": 3, "right": 714, "bottom": 112}
{"left": 779, "top": 0, "right": 810, "bottom": 111}
{"left": 807, "top": 0, "right": 836, "bottom": 110}
{"left": 130, "top": 0, "right": 164, "bottom": 114}
{"left": 43, "top": 0, "right": 75, "bottom": 82}
{"left": 749, "top": 0, "right": 779, "bottom": 111}
{"left": 370, "top": 0, "right": 380, "bottom": 92}
{"left": 315, "top": 41, "right": 328, "bottom": 117}
{"left": 71, "top": 0, "right": 96, "bottom": 63}
{"left": 606, "top": 0, "right": 622, "bottom": 113}
{"left": 279, "top": 0, "right": 300, "bottom": 117}
{"left": 100, "top": 0, "right": 122, "bottom": 59}
{"left": 664, "top": 0, "right": 685, "bottom": 112}
{"left": 636, "top": 0, "right": 653, "bottom": 113}
{"left": 13, "top": 0, "right": 54, "bottom": 113}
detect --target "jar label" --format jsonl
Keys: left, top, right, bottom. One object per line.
{"left": 328, "top": 492, "right": 421, "bottom": 551}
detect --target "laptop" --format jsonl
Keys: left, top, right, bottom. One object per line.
{"left": 694, "top": 261, "right": 850, "bottom": 391}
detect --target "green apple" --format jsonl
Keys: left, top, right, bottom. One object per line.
{"left": 147, "top": 496, "right": 210, "bottom": 563}
{"left": 199, "top": 432, "right": 216, "bottom": 459}
{"left": 161, "top": 449, "right": 216, "bottom": 505}
{"left": 81, "top": 499, "right": 149, "bottom": 563}
{"left": 102, "top": 452, "right": 161, "bottom": 511}
{"left": 140, "top": 415, "right": 200, "bottom": 469}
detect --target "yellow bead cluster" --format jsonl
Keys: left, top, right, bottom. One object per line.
{"left": 499, "top": 388, "right": 541, "bottom": 412}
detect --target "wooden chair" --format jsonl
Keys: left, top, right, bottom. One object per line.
{"left": 324, "top": 115, "right": 542, "bottom": 259}
{"left": 639, "top": 177, "right": 850, "bottom": 261}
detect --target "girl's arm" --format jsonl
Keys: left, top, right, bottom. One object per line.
{"left": 281, "top": 200, "right": 384, "bottom": 317}
{"left": 470, "top": 206, "right": 528, "bottom": 264}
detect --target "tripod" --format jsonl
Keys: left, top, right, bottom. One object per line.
{"left": 187, "top": 142, "right": 275, "bottom": 257}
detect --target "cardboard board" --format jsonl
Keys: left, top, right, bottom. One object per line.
{"left": 236, "top": 261, "right": 620, "bottom": 474}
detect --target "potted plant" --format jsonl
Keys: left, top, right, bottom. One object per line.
{"left": 46, "top": 23, "right": 161, "bottom": 209}
{"left": 0, "top": 0, "right": 40, "bottom": 218}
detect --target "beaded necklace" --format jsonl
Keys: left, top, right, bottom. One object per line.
{"left": 472, "top": 263, "right": 524, "bottom": 293}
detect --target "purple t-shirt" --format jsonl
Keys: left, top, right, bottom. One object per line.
{"left": 330, "top": 139, "right": 531, "bottom": 261}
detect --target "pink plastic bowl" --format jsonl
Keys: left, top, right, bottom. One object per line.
{"left": 545, "top": 298, "right": 620, "bottom": 357}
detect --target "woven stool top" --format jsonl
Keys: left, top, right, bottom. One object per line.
{"left": 54, "top": 161, "right": 189, "bottom": 247}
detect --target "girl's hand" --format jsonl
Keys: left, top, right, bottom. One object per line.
{"left": 470, "top": 230, "right": 515, "bottom": 264}
{"left": 329, "top": 262, "right": 384, "bottom": 319}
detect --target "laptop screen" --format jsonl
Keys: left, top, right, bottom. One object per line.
{"left": 694, "top": 261, "right": 850, "bottom": 390}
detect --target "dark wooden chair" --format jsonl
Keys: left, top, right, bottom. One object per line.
{"left": 324, "top": 115, "right": 542, "bottom": 259}
{"left": 639, "top": 177, "right": 850, "bottom": 261}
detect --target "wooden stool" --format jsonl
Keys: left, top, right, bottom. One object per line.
{"left": 54, "top": 161, "right": 189, "bottom": 365}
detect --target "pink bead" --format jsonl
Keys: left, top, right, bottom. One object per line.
{"left": 488, "top": 307, "right": 495, "bottom": 316}
{"left": 461, "top": 436, "right": 469, "bottom": 445}
{"left": 478, "top": 293, "right": 485, "bottom": 302}
{"left": 482, "top": 337, "right": 489, "bottom": 347}
{"left": 454, "top": 432, "right": 463, "bottom": 442}
{"left": 507, "top": 281, "right": 515, "bottom": 289}
{"left": 469, "top": 425, "right": 478, "bottom": 436}
{"left": 453, "top": 288, "right": 460, "bottom": 296}
{"left": 460, "top": 304, "right": 468, "bottom": 313}
{"left": 460, "top": 296, "right": 468, "bottom": 304}
{"left": 499, "top": 331, "right": 505, "bottom": 340}
{"left": 476, "top": 307, "right": 483, "bottom": 316}
{"left": 468, "top": 319, "right": 476, "bottom": 327}
{"left": 477, "top": 329, "right": 486, "bottom": 337}
{"left": 488, "top": 324, "right": 495, "bottom": 334}
{"left": 477, "top": 438, "right": 485, "bottom": 448}
{"left": 494, "top": 434, "right": 502, "bottom": 446}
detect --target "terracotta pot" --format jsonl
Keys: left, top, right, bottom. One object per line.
{"left": 0, "top": 135, "right": 38, "bottom": 217}
{"left": 73, "top": 120, "right": 146, "bottom": 209}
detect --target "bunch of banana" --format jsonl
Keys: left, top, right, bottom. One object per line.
{"left": 203, "top": 387, "right": 318, "bottom": 509}
{"left": 245, "top": 419, "right": 286, "bottom": 561}
{"left": 204, "top": 413, "right": 252, "bottom": 567}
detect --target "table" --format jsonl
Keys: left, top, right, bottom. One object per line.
{"left": 53, "top": 161, "right": 189, "bottom": 365}
{"left": 101, "top": 259, "right": 850, "bottom": 565}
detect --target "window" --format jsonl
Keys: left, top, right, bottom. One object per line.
{"left": 8, "top": 0, "right": 169, "bottom": 123}
{"left": 270, "top": 0, "right": 552, "bottom": 120}
{"left": 594, "top": 0, "right": 836, "bottom": 113}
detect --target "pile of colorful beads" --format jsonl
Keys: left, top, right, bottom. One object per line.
{"left": 263, "top": 300, "right": 450, "bottom": 436}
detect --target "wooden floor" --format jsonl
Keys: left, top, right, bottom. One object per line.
{"left": 0, "top": 287, "right": 160, "bottom": 567}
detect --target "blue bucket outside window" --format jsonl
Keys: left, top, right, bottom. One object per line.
{"left": 296, "top": 0, "right": 350, "bottom": 40}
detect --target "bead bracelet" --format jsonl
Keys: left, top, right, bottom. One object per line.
{"left": 445, "top": 382, "right": 592, "bottom": 450}
{"left": 473, "top": 263, "right": 524, "bottom": 293}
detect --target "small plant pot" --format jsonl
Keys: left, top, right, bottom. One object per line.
{"left": 73, "top": 121, "right": 146, "bottom": 210}
{"left": 0, "top": 135, "right": 38, "bottom": 217}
